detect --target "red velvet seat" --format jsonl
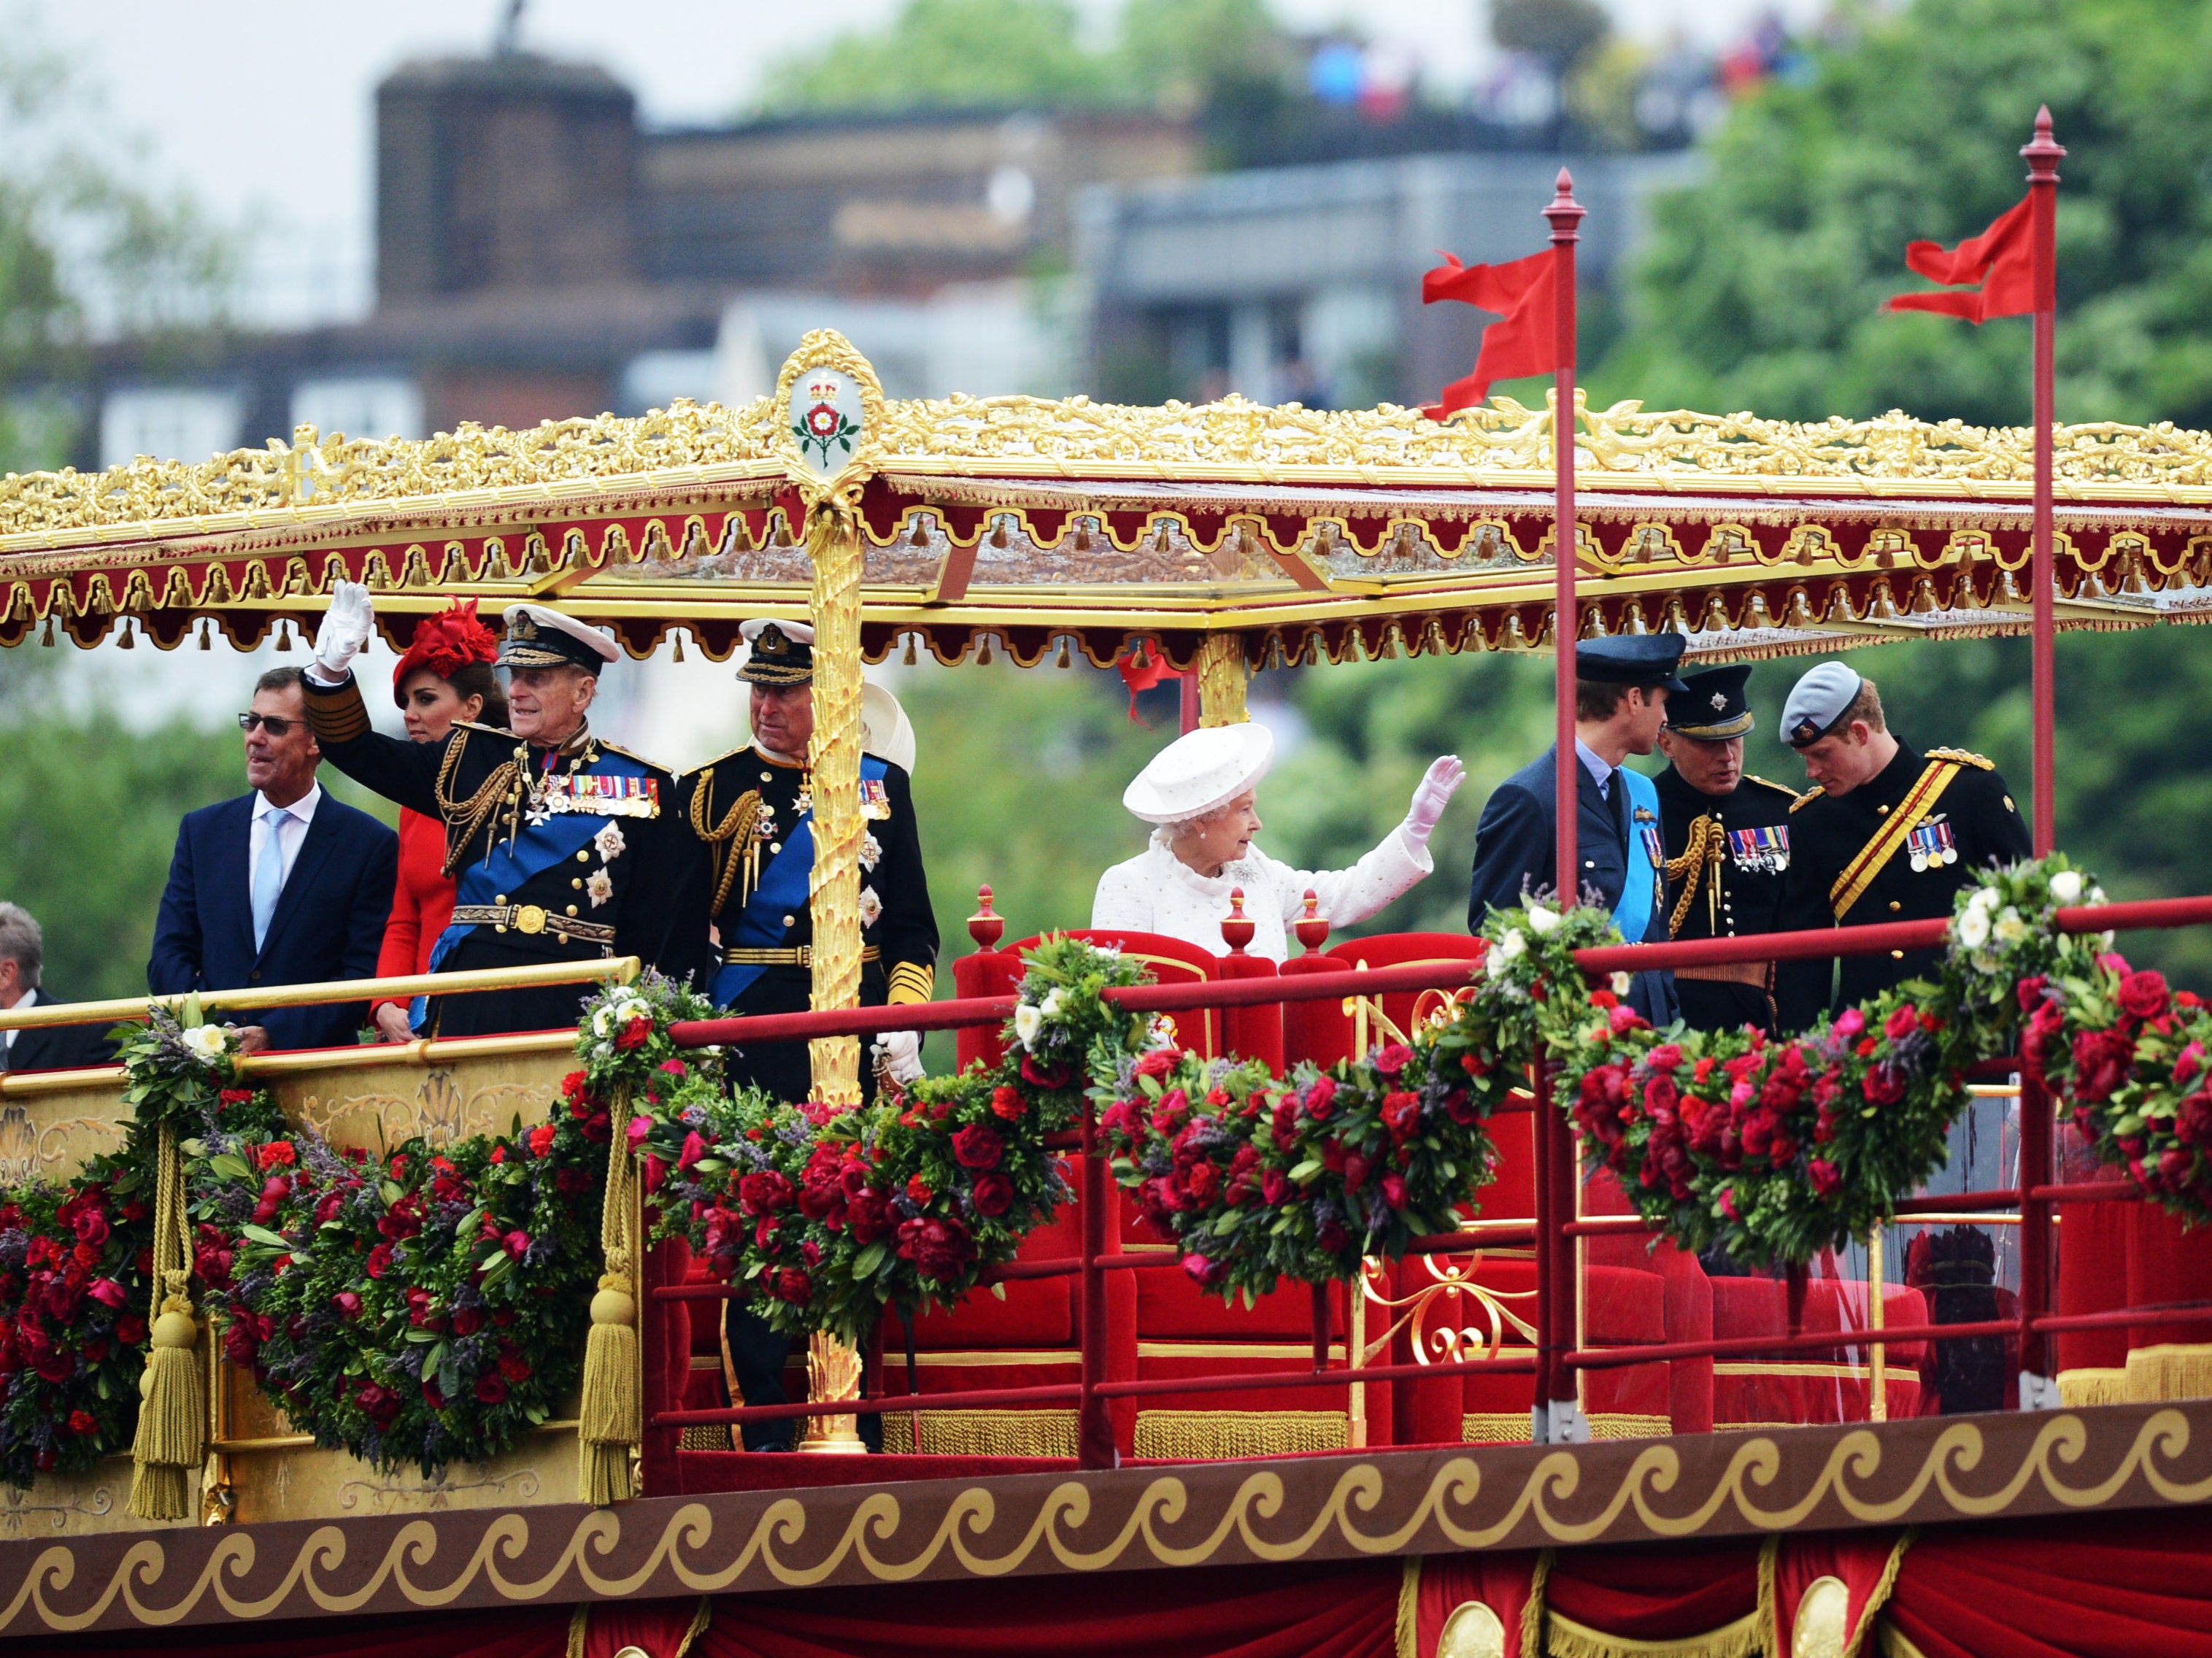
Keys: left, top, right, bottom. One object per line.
{"left": 1708, "top": 1276, "right": 1929, "bottom": 1427}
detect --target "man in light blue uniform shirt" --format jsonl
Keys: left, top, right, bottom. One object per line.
{"left": 1465, "top": 635, "right": 1684, "bottom": 1025}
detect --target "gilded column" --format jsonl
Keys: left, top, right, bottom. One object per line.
{"left": 1196, "top": 634, "right": 1249, "bottom": 727}
{"left": 804, "top": 501, "right": 866, "bottom": 1107}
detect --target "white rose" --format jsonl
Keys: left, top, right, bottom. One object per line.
{"left": 2049, "top": 870, "right": 2083, "bottom": 906}
{"left": 1013, "top": 1003, "right": 1044, "bottom": 1049}
{"left": 1498, "top": 929, "right": 1527, "bottom": 962}
{"left": 1526, "top": 905, "right": 1561, "bottom": 936}
{"left": 1484, "top": 949, "right": 1510, "bottom": 982}
{"left": 1995, "top": 913, "right": 2028, "bottom": 946}
{"left": 1611, "top": 971, "right": 1633, "bottom": 996}
{"left": 1955, "top": 906, "right": 1992, "bottom": 949}
{"left": 1040, "top": 988, "right": 1065, "bottom": 1019}
{"left": 182, "top": 1024, "right": 229, "bottom": 1061}
{"left": 1968, "top": 885, "right": 2000, "bottom": 915}
{"left": 592, "top": 1006, "right": 612, "bottom": 1037}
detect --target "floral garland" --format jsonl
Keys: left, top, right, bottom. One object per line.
{"left": 633, "top": 937, "right": 1149, "bottom": 1348}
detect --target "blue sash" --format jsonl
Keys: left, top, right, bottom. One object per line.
{"left": 1612, "top": 766, "right": 1662, "bottom": 944}
{"left": 711, "top": 755, "right": 887, "bottom": 1008}
{"left": 415, "top": 747, "right": 657, "bottom": 1031}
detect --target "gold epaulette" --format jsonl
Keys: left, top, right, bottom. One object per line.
{"left": 1743, "top": 774, "right": 1800, "bottom": 798}
{"left": 1789, "top": 785, "right": 1825, "bottom": 814}
{"left": 452, "top": 719, "right": 515, "bottom": 739}
{"left": 1926, "top": 747, "right": 1995, "bottom": 770}
{"left": 587, "top": 736, "right": 674, "bottom": 774}
{"left": 676, "top": 743, "right": 761, "bottom": 782}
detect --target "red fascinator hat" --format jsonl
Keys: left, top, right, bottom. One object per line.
{"left": 391, "top": 598, "right": 501, "bottom": 705}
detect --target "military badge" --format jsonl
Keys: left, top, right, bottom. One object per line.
{"left": 861, "top": 778, "right": 892, "bottom": 821}
{"left": 592, "top": 821, "right": 627, "bottom": 862}
{"left": 1727, "top": 825, "right": 1790, "bottom": 875}
{"left": 1638, "top": 820, "right": 1665, "bottom": 870}
{"left": 1908, "top": 815, "right": 1959, "bottom": 872}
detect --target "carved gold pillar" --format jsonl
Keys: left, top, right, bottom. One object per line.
{"left": 1196, "top": 634, "right": 1249, "bottom": 727}
{"left": 803, "top": 501, "right": 866, "bottom": 1108}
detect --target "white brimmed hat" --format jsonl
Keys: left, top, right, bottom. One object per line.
{"left": 1122, "top": 722, "right": 1274, "bottom": 825}
{"left": 860, "top": 682, "right": 916, "bottom": 775}
{"left": 498, "top": 604, "right": 620, "bottom": 672}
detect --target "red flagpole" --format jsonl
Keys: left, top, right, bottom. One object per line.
{"left": 1548, "top": 169, "right": 1587, "bottom": 900}
{"left": 1542, "top": 169, "right": 1585, "bottom": 1437}
{"left": 2024, "top": 107, "right": 2063, "bottom": 855}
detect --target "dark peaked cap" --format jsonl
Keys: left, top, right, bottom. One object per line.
{"left": 1576, "top": 633, "right": 1690, "bottom": 693}
{"left": 1665, "top": 664, "right": 1754, "bottom": 740}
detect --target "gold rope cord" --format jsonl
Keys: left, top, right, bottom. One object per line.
{"left": 1666, "top": 814, "right": 1726, "bottom": 938}
{"left": 1197, "top": 635, "right": 1249, "bottom": 727}
{"left": 433, "top": 728, "right": 521, "bottom": 878}
{"left": 687, "top": 769, "right": 764, "bottom": 917}
{"left": 128, "top": 1120, "right": 204, "bottom": 1519}
{"left": 577, "top": 1119, "right": 641, "bottom": 1503}
{"left": 804, "top": 499, "right": 866, "bottom": 1108}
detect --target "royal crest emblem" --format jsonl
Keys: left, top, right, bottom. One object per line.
{"left": 791, "top": 369, "right": 862, "bottom": 469}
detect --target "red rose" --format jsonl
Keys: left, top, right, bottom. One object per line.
{"left": 1182, "top": 1254, "right": 1225, "bottom": 1287}
{"left": 951, "top": 1124, "right": 1003, "bottom": 1170}
{"left": 498, "top": 1350, "right": 533, "bottom": 1382}
{"left": 1186, "top": 1162, "right": 1219, "bottom": 1204}
{"left": 66, "top": 1409, "right": 96, "bottom": 1437}
{"left": 71, "top": 1209, "right": 109, "bottom": 1247}
{"left": 2071, "top": 1027, "right": 2135, "bottom": 1103}
{"left": 1883, "top": 1004, "right": 1920, "bottom": 1042}
{"left": 615, "top": 1015, "right": 653, "bottom": 1051}
{"left": 87, "top": 1277, "right": 126, "bottom": 1308}
{"left": 990, "top": 1085, "right": 1027, "bottom": 1122}
{"left": 658, "top": 1058, "right": 687, "bottom": 1079}
{"left": 1020, "top": 1054, "right": 1073, "bottom": 1090}
{"left": 906, "top": 1173, "right": 933, "bottom": 1205}
{"left": 678, "top": 1130, "right": 709, "bottom": 1171}
{"left": 1380, "top": 1091, "right": 1422, "bottom": 1141}
{"left": 2119, "top": 970, "right": 2171, "bottom": 1022}
{"left": 1343, "top": 1153, "right": 1373, "bottom": 1192}
{"left": 473, "top": 1373, "right": 509, "bottom": 1406}
{"left": 1380, "top": 1173, "right": 1408, "bottom": 1209}
{"left": 1303, "top": 1077, "right": 1337, "bottom": 1122}
{"left": 504, "top": 1230, "right": 531, "bottom": 1259}
{"left": 1131, "top": 1047, "right": 1183, "bottom": 1079}
{"left": 971, "top": 1173, "right": 1014, "bottom": 1217}
{"left": 775, "top": 1267, "right": 813, "bottom": 1303}
{"left": 739, "top": 1171, "right": 795, "bottom": 1214}
{"left": 366, "top": 1244, "right": 393, "bottom": 1279}
{"left": 332, "top": 1291, "right": 363, "bottom": 1319}
{"left": 1808, "top": 1159, "right": 1841, "bottom": 1198}
{"left": 1373, "top": 1041, "right": 1413, "bottom": 1077}
{"left": 1860, "top": 1064, "right": 1907, "bottom": 1107}
{"left": 1648, "top": 1044, "right": 1684, "bottom": 1072}
{"left": 1261, "top": 1169, "right": 1290, "bottom": 1206}
{"left": 896, "top": 1214, "right": 976, "bottom": 1281}
{"left": 116, "top": 1316, "right": 145, "bottom": 1346}
{"left": 1317, "top": 1219, "right": 1349, "bottom": 1254}
{"left": 528, "top": 1124, "right": 557, "bottom": 1158}
{"left": 357, "top": 1382, "right": 401, "bottom": 1427}
{"left": 257, "top": 1141, "right": 297, "bottom": 1170}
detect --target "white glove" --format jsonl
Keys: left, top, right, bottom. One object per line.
{"left": 310, "top": 579, "right": 374, "bottom": 682}
{"left": 1401, "top": 755, "right": 1466, "bottom": 848}
{"left": 874, "top": 1029, "right": 925, "bottom": 1086}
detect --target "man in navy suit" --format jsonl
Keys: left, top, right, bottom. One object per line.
{"left": 148, "top": 666, "right": 398, "bottom": 1053}
{"left": 1466, "top": 636, "right": 1686, "bottom": 1025}
{"left": 0, "top": 903, "right": 115, "bottom": 1073}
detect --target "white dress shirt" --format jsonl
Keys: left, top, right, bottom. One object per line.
{"left": 250, "top": 783, "right": 322, "bottom": 897}
{"left": 1574, "top": 738, "right": 1616, "bottom": 799}
{"left": 0, "top": 987, "right": 33, "bottom": 1060}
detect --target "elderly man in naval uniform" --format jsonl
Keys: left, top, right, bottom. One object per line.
{"left": 300, "top": 581, "right": 712, "bottom": 1036}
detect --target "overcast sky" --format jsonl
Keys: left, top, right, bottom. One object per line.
{"left": 58, "top": 0, "right": 1828, "bottom": 325}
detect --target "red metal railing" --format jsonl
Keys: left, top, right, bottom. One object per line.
{"left": 636, "top": 895, "right": 2212, "bottom": 1482}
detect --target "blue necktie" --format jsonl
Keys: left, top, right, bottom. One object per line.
{"left": 252, "top": 804, "right": 287, "bottom": 953}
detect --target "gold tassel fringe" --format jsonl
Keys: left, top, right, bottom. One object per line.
{"left": 1546, "top": 1608, "right": 1763, "bottom": 1658}
{"left": 2124, "top": 1342, "right": 2212, "bottom": 1403}
{"left": 880, "top": 1408, "right": 1080, "bottom": 1458}
{"left": 1395, "top": 1557, "right": 1420, "bottom": 1658}
{"left": 2058, "top": 1367, "right": 2130, "bottom": 1407}
{"left": 578, "top": 1119, "right": 641, "bottom": 1505}
{"left": 1526, "top": 1551, "right": 1552, "bottom": 1658}
{"left": 1133, "top": 1409, "right": 1346, "bottom": 1460}
{"left": 128, "top": 1124, "right": 202, "bottom": 1521}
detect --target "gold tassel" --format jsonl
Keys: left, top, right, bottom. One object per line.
{"left": 672, "top": 631, "right": 687, "bottom": 663}
{"left": 578, "top": 1117, "right": 641, "bottom": 1505}
{"left": 128, "top": 1123, "right": 203, "bottom": 1521}
{"left": 1395, "top": 1559, "right": 1420, "bottom": 1658}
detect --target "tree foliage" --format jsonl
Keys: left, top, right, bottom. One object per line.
{"left": 1592, "top": 0, "right": 2212, "bottom": 428}
{"left": 755, "top": 0, "right": 1298, "bottom": 117}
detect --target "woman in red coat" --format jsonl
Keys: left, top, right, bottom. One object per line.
{"left": 371, "top": 601, "right": 507, "bottom": 1043}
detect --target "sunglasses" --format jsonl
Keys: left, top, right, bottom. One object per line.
{"left": 237, "top": 713, "right": 301, "bottom": 736}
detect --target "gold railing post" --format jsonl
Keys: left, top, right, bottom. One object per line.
{"left": 1196, "top": 634, "right": 1249, "bottom": 727}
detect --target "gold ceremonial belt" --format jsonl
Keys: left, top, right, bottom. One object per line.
{"left": 722, "top": 944, "right": 881, "bottom": 968}
{"left": 452, "top": 904, "right": 617, "bottom": 946}
{"left": 1675, "top": 960, "right": 1773, "bottom": 988}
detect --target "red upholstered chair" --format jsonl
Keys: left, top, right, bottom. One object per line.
{"left": 1708, "top": 1273, "right": 1929, "bottom": 1427}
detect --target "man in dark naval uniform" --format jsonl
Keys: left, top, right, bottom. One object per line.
{"left": 1653, "top": 665, "right": 1800, "bottom": 1035}
{"left": 300, "top": 581, "right": 712, "bottom": 1036}
{"left": 1467, "top": 633, "right": 1687, "bottom": 1026}
{"left": 679, "top": 617, "right": 938, "bottom": 1451}
{"left": 1773, "top": 663, "right": 2032, "bottom": 1030}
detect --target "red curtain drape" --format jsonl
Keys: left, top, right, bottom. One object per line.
{"left": 45, "top": 1604, "right": 570, "bottom": 1658}
{"left": 1885, "top": 1511, "right": 2212, "bottom": 1658}
{"left": 1544, "top": 1539, "right": 1764, "bottom": 1643}
{"left": 692, "top": 1561, "right": 1399, "bottom": 1658}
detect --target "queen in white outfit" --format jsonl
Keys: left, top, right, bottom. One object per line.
{"left": 1090, "top": 722, "right": 1465, "bottom": 962}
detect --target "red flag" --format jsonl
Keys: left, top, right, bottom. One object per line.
{"left": 1887, "top": 194, "right": 2033, "bottom": 323}
{"left": 1116, "top": 639, "right": 1182, "bottom": 723}
{"left": 1420, "top": 248, "right": 1558, "bottom": 420}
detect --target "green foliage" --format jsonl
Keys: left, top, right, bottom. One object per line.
{"left": 756, "top": 0, "right": 1298, "bottom": 117}
{"left": 1589, "top": 0, "right": 2212, "bottom": 428}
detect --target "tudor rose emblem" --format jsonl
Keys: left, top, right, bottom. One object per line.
{"left": 791, "top": 368, "right": 862, "bottom": 471}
